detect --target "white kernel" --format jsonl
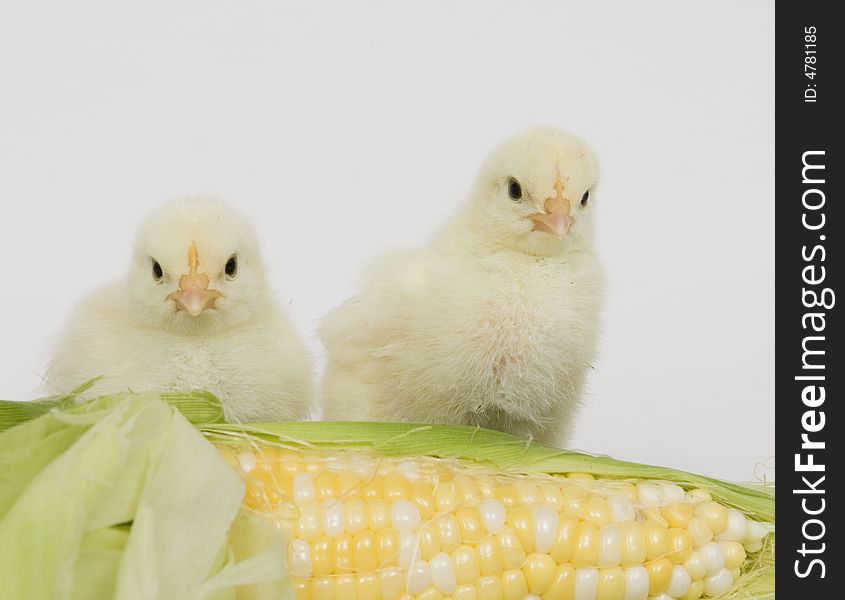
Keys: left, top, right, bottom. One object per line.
{"left": 391, "top": 500, "right": 421, "bottom": 531}
{"left": 700, "top": 541, "right": 726, "bottom": 575}
{"left": 598, "top": 523, "right": 622, "bottom": 567}
{"left": 399, "top": 530, "right": 416, "bottom": 569}
{"left": 479, "top": 499, "right": 507, "bottom": 533}
{"left": 323, "top": 500, "right": 345, "bottom": 536}
{"left": 650, "top": 595, "right": 675, "bottom": 600}
{"left": 636, "top": 483, "right": 662, "bottom": 507}
{"left": 525, "top": 596, "right": 542, "bottom": 600}
{"left": 608, "top": 495, "right": 636, "bottom": 522}
{"left": 703, "top": 567, "right": 734, "bottom": 597}
{"left": 534, "top": 506, "right": 559, "bottom": 553}
{"left": 407, "top": 560, "right": 432, "bottom": 594}
{"left": 288, "top": 539, "right": 312, "bottom": 577}
{"left": 574, "top": 567, "right": 598, "bottom": 600}
{"left": 293, "top": 473, "right": 315, "bottom": 504}
{"left": 237, "top": 451, "right": 256, "bottom": 473}
{"left": 667, "top": 564, "right": 691, "bottom": 597}
{"left": 430, "top": 552, "right": 457, "bottom": 594}
{"left": 623, "top": 566, "right": 649, "bottom": 600}
{"left": 745, "top": 520, "right": 770, "bottom": 544}
{"left": 660, "top": 483, "right": 686, "bottom": 504}
{"left": 716, "top": 509, "right": 748, "bottom": 542}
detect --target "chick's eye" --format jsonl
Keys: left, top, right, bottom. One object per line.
{"left": 507, "top": 178, "right": 523, "bottom": 201}
{"left": 151, "top": 260, "right": 163, "bottom": 282}
{"left": 580, "top": 190, "right": 590, "bottom": 207}
{"left": 224, "top": 255, "right": 238, "bottom": 279}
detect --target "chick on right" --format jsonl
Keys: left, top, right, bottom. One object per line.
{"left": 319, "top": 127, "right": 604, "bottom": 446}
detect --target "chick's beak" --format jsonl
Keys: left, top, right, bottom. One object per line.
{"left": 167, "top": 242, "right": 223, "bottom": 317}
{"left": 530, "top": 171, "right": 574, "bottom": 238}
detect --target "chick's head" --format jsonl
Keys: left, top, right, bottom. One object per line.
{"left": 129, "top": 196, "right": 269, "bottom": 334}
{"left": 469, "top": 127, "right": 599, "bottom": 256}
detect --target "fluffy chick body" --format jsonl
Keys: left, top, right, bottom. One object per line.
{"left": 46, "top": 197, "right": 312, "bottom": 422}
{"left": 320, "top": 128, "right": 603, "bottom": 444}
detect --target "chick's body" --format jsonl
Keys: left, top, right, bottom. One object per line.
{"left": 321, "top": 128, "right": 603, "bottom": 444}
{"left": 46, "top": 197, "right": 312, "bottom": 422}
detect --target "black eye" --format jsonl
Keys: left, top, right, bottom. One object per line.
{"left": 507, "top": 178, "right": 523, "bottom": 201}
{"left": 224, "top": 255, "right": 238, "bottom": 279}
{"left": 151, "top": 260, "right": 163, "bottom": 282}
{"left": 580, "top": 190, "right": 590, "bottom": 207}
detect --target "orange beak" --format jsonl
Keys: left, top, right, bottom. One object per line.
{"left": 167, "top": 241, "right": 222, "bottom": 317}
{"left": 530, "top": 170, "right": 573, "bottom": 237}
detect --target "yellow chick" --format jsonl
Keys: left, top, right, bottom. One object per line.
{"left": 46, "top": 196, "right": 312, "bottom": 422}
{"left": 319, "top": 127, "right": 603, "bottom": 445}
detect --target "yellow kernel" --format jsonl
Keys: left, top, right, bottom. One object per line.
{"left": 377, "top": 528, "right": 399, "bottom": 566}
{"left": 662, "top": 503, "right": 694, "bottom": 528}
{"left": 456, "top": 476, "right": 484, "bottom": 504}
{"left": 501, "top": 568, "right": 529, "bottom": 600}
{"left": 695, "top": 502, "right": 729, "bottom": 535}
{"left": 567, "top": 472, "right": 595, "bottom": 481}
{"left": 294, "top": 579, "right": 311, "bottom": 600}
{"left": 277, "top": 453, "right": 303, "bottom": 475}
{"left": 667, "top": 528, "right": 694, "bottom": 562}
{"left": 338, "top": 472, "right": 363, "bottom": 499}
{"left": 457, "top": 506, "right": 485, "bottom": 544}
{"left": 571, "top": 522, "right": 599, "bottom": 567}
{"left": 683, "top": 550, "right": 707, "bottom": 581}
{"left": 550, "top": 514, "right": 579, "bottom": 563}
{"left": 583, "top": 496, "right": 613, "bottom": 525}
{"left": 413, "top": 482, "right": 435, "bottom": 519}
{"left": 596, "top": 567, "right": 625, "bottom": 600}
{"left": 721, "top": 541, "right": 747, "bottom": 570}
{"left": 353, "top": 530, "right": 378, "bottom": 572}
{"left": 312, "top": 535, "right": 334, "bottom": 576}
{"left": 645, "top": 558, "right": 673, "bottom": 595}
{"left": 523, "top": 553, "right": 556, "bottom": 595}
{"left": 297, "top": 502, "right": 324, "bottom": 541}
{"left": 379, "top": 567, "right": 404, "bottom": 600}
{"left": 453, "top": 584, "right": 478, "bottom": 600}
{"left": 369, "top": 500, "right": 391, "bottom": 530}
{"left": 543, "top": 563, "right": 576, "bottom": 599}
{"left": 453, "top": 544, "right": 482, "bottom": 584}
{"left": 435, "top": 481, "right": 459, "bottom": 512}
{"left": 506, "top": 506, "right": 535, "bottom": 553}
{"left": 561, "top": 485, "right": 589, "bottom": 513}
{"left": 312, "top": 576, "right": 334, "bottom": 600}
{"left": 362, "top": 476, "right": 382, "bottom": 500}
{"left": 345, "top": 499, "right": 368, "bottom": 534}
{"left": 539, "top": 484, "right": 564, "bottom": 507}
{"left": 477, "top": 537, "right": 505, "bottom": 576}
{"left": 334, "top": 575, "right": 357, "bottom": 600}
{"left": 417, "top": 587, "right": 445, "bottom": 600}
{"left": 643, "top": 519, "right": 670, "bottom": 560}
{"left": 620, "top": 521, "right": 647, "bottom": 566}
{"left": 679, "top": 578, "right": 704, "bottom": 600}
{"left": 513, "top": 481, "right": 541, "bottom": 505}
{"left": 357, "top": 573, "right": 379, "bottom": 598}
{"left": 477, "top": 575, "right": 504, "bottom": 600}
{"left": 437, "top": 514, "right": 461, "bottom": 553}
{"left": 496, "top": 530, "right": 527, "bottom": 569}
{"left": 418, "top": 523, "right": 440, "bottom": 560}
{"left": 494, "top": 484, "right": 521, "bottom": 508}
{"left": 478, "top": 477, "right": 497, "bottom": 499}
{"left": 687, "top": 517, "right": 714, "bottom": 546}
{"left": 314, "top": 472, "right": 339, "bottom": 500}
{"left": 383, "top": 472, "right": 412, "bottom": 500}
{"left": 335, "top": 533, "right": 354, "bottom": 573}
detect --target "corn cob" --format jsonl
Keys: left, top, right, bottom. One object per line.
{"left": 216, "top": 434, "right": 772, "bottom": 600}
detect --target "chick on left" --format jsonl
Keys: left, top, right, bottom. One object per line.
{"left": 45, "top": 196, "right": 313, "bottom": 423}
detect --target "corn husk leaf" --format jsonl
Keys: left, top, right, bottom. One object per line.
{"left": 0, "top": 392, "right": 288, "bottom": 600}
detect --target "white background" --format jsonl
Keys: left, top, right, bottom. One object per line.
{"left": 0, "top": 1, "right": 773, "bottom": 482}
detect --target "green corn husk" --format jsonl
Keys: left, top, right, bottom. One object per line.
{"left": 0, "top": 390, "right": 774, "bottom": 600}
